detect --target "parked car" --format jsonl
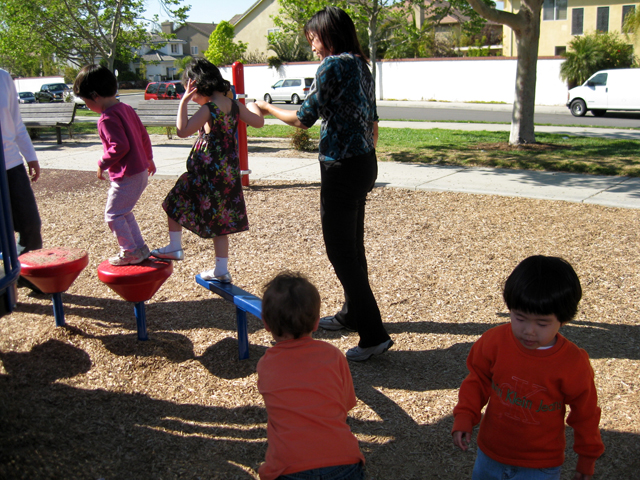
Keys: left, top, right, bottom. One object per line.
{"left": 263, "top": 78, "right": 314, "bottom": 104}
{"left": 144, "top": 81, "right": 185, "bottom": 100}
{"left": 567, "top": 68, "right": 640, "bottom": 117}
{"left": 18, "top": 92, "right": 36, "bottom": 104}
{"left": 34, "top": 83, "right": 70, "bottom": 103}
{"left": 64, "top": 91, "right": 86, "bottom": 108}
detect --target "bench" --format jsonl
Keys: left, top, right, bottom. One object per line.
{"left": 19, "top": 103, "right": 77, "bottom": 144}
{"left": 195, "top": 274, "right": 262, "bottom": 360}
{"left": 136, "top": 100, "right": 199, "bottom": 139}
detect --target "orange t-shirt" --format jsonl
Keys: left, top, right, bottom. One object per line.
{"left": 257, "top": 337, "right": 364, "bottom": 480}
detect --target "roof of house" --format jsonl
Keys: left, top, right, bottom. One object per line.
{"left": 140, "top": 49, "right": 178, "bottom": 62}
{"left": 230, "top": 0, "right": 264, "bottom": 26}
{"left": 176, "top": 22, "right": 217, "bottom": 36}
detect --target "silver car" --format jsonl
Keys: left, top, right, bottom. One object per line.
{"left": 264, "top": 77, "right": 314, "bottom": 105}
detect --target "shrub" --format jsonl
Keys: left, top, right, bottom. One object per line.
{"left": 288, "top": 128, "right": 314, "bottom": 151}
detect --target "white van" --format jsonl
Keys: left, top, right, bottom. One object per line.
{"left": 567, "top": 68, "right": 640, "bottom": 117}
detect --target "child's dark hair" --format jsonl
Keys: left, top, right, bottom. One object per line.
{"left": 262, "top": 271, "right": 321, "bottom": 339}
{"left": 73, "top": 64, "right": 118, "bottom": 99}
{"left": 181, "top": 58, "right": 230, "bottom": 97}
{"left": 304, "top": 7, "right": 368, "bottom": 63}
{"left": 503, "top": 255, "right": 582, "bottom": 323}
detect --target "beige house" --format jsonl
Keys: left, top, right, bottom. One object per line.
{"left": 502, "top": 0, "right": 639, "bottom": 56}
{"left": 232, "top": 0, "right": 281, "bottom": 57}
{"left": 172, "top": 22, "right": 218, "bottom": 58}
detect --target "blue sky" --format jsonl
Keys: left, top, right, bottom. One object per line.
{"left": 144, "top": 0, "right": 504, "bottom": 26}
{"left": 144, "top": 0, "right": 257, "bottom": 25}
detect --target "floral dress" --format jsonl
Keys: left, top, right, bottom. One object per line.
{"left": 162, "top": 101, "right": 248, "bottom": 238}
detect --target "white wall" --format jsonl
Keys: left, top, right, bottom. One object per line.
{"left": 221, "top": 57, "right": 568, "bottom": 106}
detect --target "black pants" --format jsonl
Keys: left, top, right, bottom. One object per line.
{"left": 320, "top": 151, "right": 390, "bottom": 348}
{"left": 7, "top": 164, "right": 42, "bottom": 255}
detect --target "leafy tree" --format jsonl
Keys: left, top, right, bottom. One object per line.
{"left": 204, "top": 21, "right": 247, "bottom": 66}
{"left": 622, "top": 8, "right": 640, "bottom": 37}
{"left": 463, "top": 0, "right": 544, "bottom": 144}
{"left": 174, "top": 55, "right": 193, "bottom": 76}
{"left": 267, "top": 31, "right": 312, "bottom": 63}
{"left": 0, "top": 0, "right": 188, "bottom": 74}
{"left": 384, "top": 7, "right": 435, "bottom": 59}
{"left": 560, "top": 32, "right": 635, "bottom": 88}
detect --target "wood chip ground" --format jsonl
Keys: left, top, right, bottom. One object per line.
{"left": 0, "top": 136, "right": 638, "bottom": 479}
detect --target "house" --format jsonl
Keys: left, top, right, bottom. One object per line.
{"left": 502, "top": 0, "right": 640, "bottom": 56}
{"left": 132, "top": 21, "right": 216, "bottom": 81}
{"left": 173, "top": 22, "right": 217, "bottom": 58}
{"left": 232, "top": 0, "right": 281, "bottom": 57}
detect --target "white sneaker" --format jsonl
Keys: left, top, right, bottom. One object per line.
{"left": 109, "top": 249, "right": 145, "bottom": 266}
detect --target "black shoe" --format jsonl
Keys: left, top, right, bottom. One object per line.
{"left": 17, "top": 276, "right": 44, "bottom": 294}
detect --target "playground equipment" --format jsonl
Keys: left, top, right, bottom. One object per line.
{"left": 196, "top": 274, "right": 262, "bottom": 360}
{"left": 233, "top": 61, "right": 251, "bottom": 187}
{"left": 18, "top": 247, "right": 89, "bottom": 326}
{"left": 0, "top": 124, "right": 19, "bottom": 318}
{"left": 97, "top": 259, "right": 173, "bottom": 341}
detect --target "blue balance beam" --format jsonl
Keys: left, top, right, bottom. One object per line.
{"left": 195, "top": 274, "right": 262, "bottom": 360}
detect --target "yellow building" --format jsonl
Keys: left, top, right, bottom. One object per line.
{"left": 502, "top": 0, "right": 639, "bottom": 56}
{"left": 232, "top": 0, "right": 281, "bottom": 57}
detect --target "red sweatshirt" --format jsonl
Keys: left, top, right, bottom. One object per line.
{"left": 453, "top": 323, "right": 604, "bottom": 476}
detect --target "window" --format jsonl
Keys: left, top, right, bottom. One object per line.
{"left": 597, "top": 7, "right": 609, "bottom": 32}
{"left": 623, "top": 5, "right": 636, "bottom": 29}
{"left": 273, "top": 80, "right": 283, "bottom": 88}
{"left": 171, "top": 43, "right": 179, "bottom": 54}
{"left": 267, "top": 28, "right": 280, "bottom": 35}
{"left": 555, "top": 46, "right": 567, "bottom": 56}
{"left": 588, "top": 72, "right": 608, "bottom": 86}
{"left": 572, "top": 8, "right": 584, "bottom": 35}
{"left": 191, "top": 46, "right": 198, "bottom": 55}
{"left": 543, "top": 0, "right": 567, "bottom": 20}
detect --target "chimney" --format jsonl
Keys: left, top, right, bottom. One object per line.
{"left": 161, "top": 21, "right": 174, "bottom": 34}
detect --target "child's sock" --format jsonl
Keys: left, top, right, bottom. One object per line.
{"left": 214, "top": 257, "right": 228, "bottom": 276}
{"left": 169, "top": 230, "right": 182, "bottom": 250}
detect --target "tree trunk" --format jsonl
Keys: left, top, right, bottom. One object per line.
{"left": 509, "top": 8, "right": 541, "bottom": 144}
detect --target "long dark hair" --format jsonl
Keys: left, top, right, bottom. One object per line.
{"left": 304, "top": 7, "right": 368, "bottom": 63}
{"left": 181, "top": 58, "right": 230, "bottom": 97}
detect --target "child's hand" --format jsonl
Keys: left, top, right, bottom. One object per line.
{"left": 452, "top": 431, "right": 471, "bottom": 451}
{"left": 148, "top": 160, "right": 156, "bottom": 176}
{"left": 97, "top": 167, "right": 105, "bottom": 180}
{"left": 182, "top": 78, "right": 198, "bottom": 103}
{"left": 572, "top": 473, "right": 592, "bottom": 480}
{"left": 254, "top": 100, "right": 269, "bottom": 114}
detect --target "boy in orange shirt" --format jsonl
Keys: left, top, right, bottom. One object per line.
{"left": 452, "top": 255, "right": 604, "bottom": 480}
{"left": 257, "top": 272, "right": 365, "bottom": 480}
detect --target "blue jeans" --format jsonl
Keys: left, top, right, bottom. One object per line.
{"left": 278, "top": 462, "right": 365, "bottom": 480}
{"left": 473, "top": 448, "right": 561, "bottom": 480}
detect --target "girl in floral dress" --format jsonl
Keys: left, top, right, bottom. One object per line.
{"left": 151, "top": 58, "right": 264, "bottom": 282}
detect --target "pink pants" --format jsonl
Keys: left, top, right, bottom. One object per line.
{"left": 104, "top": 171, "right": 148, "bottom": 252}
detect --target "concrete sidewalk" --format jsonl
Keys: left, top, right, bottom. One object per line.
{"left": 33, "top": 131, "right": 640, "bottom": 210}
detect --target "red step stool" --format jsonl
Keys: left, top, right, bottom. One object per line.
{"left": 97, "top": 259, "right": 173, "bottom": 341}
{"left": 19, "top": 247, "right": 89, "bottom": 327}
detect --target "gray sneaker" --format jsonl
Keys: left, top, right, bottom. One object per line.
{"left": 346, "top": 339, "right": 394, "bottom": 362}
{"left": 319, "top": 315, "right": 356, "bottom": 332}
{"left": 138, "top": 245, "right": 151, "bottom": 260}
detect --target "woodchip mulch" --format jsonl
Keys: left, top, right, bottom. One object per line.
{"left": 0, "top": 136, "right": 638, "bottom": 479}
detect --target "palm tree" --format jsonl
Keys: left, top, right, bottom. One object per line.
{"left": 560, "top": 35, "right": 605, "bottom": 88}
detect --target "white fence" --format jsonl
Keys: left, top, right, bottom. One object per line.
{"left": 221, "top": 56, "right": 568, "bottom": 106}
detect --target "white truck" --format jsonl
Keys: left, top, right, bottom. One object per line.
{"left": 567, "top": 68, "right": 640, "bottom": 117}
{"left": 13, "top": 76, "right": 66, "bottom": 96}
